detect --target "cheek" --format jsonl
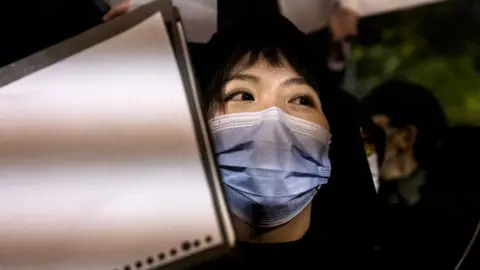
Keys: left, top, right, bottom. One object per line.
{"left": 311, "top": 113, "right": 329, "bottom": 130}
{"left": 384, "top": 140, "right": 398, "bottom": 158}
{"left": 223, "top": 103, "right": 262, "bottom": 114}
{"left": 211, "top": 103, "right": 266, "bottom": 117}
{"left": 212, "top": 108, "right": 224, "bottom": 118}
{"left": 289, "top": 109, "right": 329, "bottom": 131}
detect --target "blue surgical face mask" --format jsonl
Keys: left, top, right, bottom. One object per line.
{"left": 209, "top": 107, "right": 332, "bottom": 228}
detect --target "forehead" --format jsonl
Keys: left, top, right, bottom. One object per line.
{"left": 229, "top": 53, "right": 299, "bottom": 78}
{"left": 372, "top": 114, "right": 390, "bottom": 129}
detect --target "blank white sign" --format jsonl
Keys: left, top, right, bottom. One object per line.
{"left": 0, "top": 12, "right": 232, "bottom": 270}
{"left": 279, "top": 0, "right": 446, "bottom": 34}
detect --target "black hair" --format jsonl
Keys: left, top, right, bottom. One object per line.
{"left": 199, "top": 14, "right": 333, "bottom": 118}
{"left": 362, "top": 80, "right": 448, "bottom": 169}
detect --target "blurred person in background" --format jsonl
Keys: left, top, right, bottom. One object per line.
{"left": 361, "top": 79, "right": 464, "bottom": 269}
{"left": 362, "top": 80, "right": 448, "bottom": 205}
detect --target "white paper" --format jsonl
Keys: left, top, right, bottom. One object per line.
{"left": 345, "top": 0, "right": 446, "bottom": 17}
{"left": 0, "top": 13, "right": 226, "bottom": 270}
{"left": 173, "top": 0, "right": 217, "bottom": 43}
{"left": 279, "top": 0, "right": 335, "bottom": 34}
{"left": 280, "top": 0, "right": 446, "bottom": 33}
{"left": 115, "top": 0, "right": 218, "bottom": 43}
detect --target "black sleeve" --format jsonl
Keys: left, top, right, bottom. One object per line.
{"left": 311, "top": 90, "right": 377, "bottom": 269}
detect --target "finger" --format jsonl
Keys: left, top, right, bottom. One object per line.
{"left": 103, "top": 2, "right": 131, "bottom": 21}
{"left": 339, "top": 7, "right": 359, "bottom": 36}
{"left": 329, "top": 7, "right": 359, "bottom": 40}
{"left": 329, "top": 19, "right": 344, "bottom": 40}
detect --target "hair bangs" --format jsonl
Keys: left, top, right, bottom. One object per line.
{"left": 204, "top": 41, "right": 317, "bottom": 116}
{"left": 201, "top": 15, "right": 328, "bottom": 117}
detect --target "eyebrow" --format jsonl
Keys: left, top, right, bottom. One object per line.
{"left": 226, "top": 74, "right": 308, "bottom": 87}
{"left": 226, "top": 73, "right": 260, "bottom": 83}
{"left": 280, "top": 77, "right": 308, "bottom": 87}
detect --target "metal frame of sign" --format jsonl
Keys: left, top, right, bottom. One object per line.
{"left": 0, "top": 1, "right": 235, "bottom": 269}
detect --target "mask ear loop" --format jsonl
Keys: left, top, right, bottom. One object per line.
{"left": 316, "top": 138, "right": 332, "bottom": 193}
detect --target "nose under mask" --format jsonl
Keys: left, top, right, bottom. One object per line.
{"left": 209, "top": 107, "right": 332, "bottom": 228}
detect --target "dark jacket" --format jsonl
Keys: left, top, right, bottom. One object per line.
{"left": 376, "top": 166, "right": 480, "bottom": 270}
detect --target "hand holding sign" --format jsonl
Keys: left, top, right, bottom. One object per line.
{"left": 329, "top": 5, "right": 358, "bottom": 41}
{"left": 103, "top": 0, "right": 131, "bottom": 21}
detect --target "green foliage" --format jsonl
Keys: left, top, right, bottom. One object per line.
{"left": 353, "top": 0, "right": 480, "bottom": 125}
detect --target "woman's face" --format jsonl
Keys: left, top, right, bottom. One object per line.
{"left": 214, "top": 56, "right": 329, "bottom": 129}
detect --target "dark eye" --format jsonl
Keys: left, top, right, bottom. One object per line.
{"left": 224, "top": 91, "right": 255, "bottom": 102}
{"left": 290, "top": 95, "right": 316, "bottom": 108}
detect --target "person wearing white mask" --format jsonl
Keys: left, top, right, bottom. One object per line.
{"left": 360, "top": 117, "right": 387, "bottom": 193}
{"left": 362, "top": 80, "right": 451, "bottom": 269}
{"left": 189, "top": 13, "right": 374, "bottom": 269}
{"left": 362, "top": 80, "right": 448, "bottom": 204}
